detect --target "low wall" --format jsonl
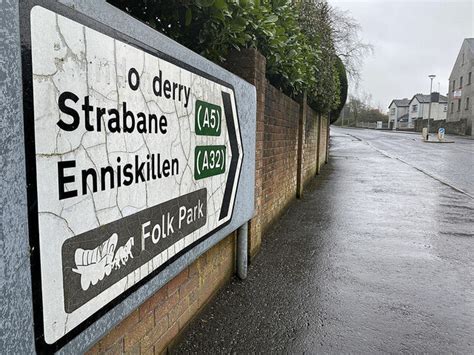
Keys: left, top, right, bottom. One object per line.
{"left": 319, "top": 114, "right": 328, "bottom": 169}
{"left": 415, "top": 118, "right": 468, "bottom": 135}
{"left": 90, "top": 48, "right": 330, "bottom": 354}
{"left": 260, "top": 83, "right": 300, "bottom": 234}
{"left": 223, "top": 49, "right": 328, "bottom": 256}
{"left": 302, "top": 109, "right": 320, "bottom": 186}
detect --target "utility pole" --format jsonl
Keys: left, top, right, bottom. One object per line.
{"left": 427, "top": 74, "right": 436, "bottom": 140}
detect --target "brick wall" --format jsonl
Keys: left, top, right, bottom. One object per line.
{"left": 302, "top": 108, "right": 320, "bottom": 186}
{"left": 87, "top": 234, "right": 235, "bottom": 355}
{"left": 319, "top": 114, "right": 328, "bottom": 169}
{"left": 260, "top": 83, "right": 300, "bottom": 232}
{"left": 89, "top": 48, "right": 330, "bottom": 355}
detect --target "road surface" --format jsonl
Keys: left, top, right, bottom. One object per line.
{"left": 340, "top": 128, "right": 474, "bottom": 197}
{"left": 173, "top": 127, "right": 474, "bottom": 353}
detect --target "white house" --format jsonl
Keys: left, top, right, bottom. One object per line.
{"left": 408, "top": 93, "right": 448, "bottom": 126}
{"left": 388, "top": 98, "right": 409, "bottom": 129}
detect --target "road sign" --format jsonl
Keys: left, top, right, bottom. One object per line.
{"left": 438, "top": 127, "right": 446, "bottom": 141}
{"left": 26, "top": 5, "right": 243, "bottom": 346}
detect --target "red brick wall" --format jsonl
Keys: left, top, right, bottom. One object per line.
{"left": 319, "top": 115, "right": 328, "bottom": 169}
{"left": 302, "top": 108, "right": 320, "bottom": 186}
{"left": 222, "top": 49, "right": 329, "bottom": 251}
{"left": 87, "top": 234, "right": 235, "bottom": 355}
{"left": 260, "top": 83, "right": 300, "bottom": 233}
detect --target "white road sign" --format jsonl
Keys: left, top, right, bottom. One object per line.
{"left": 28, "top": 6, "right": 243, "bottom": 345}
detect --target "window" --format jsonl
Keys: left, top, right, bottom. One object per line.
{"left": 412, "top": 104, "right": 418, "bottom": 112}
{"left": 390, "top": 108, "right": 395, "bottom": 115}
{"left": 451, "top": 102, "right": 454, "bottom": 113}
{"left": 443, "top": 104, "right": 447, "bottom": 112}
{"left": 460, "top": 76, "right": 463, "bottom": 88}
{"left": 452, "top": 80, "right": 456, "bottom": 91}
{"left": 469, "top": 72, "right": 472, "bottom": 85}
{"left": 458, "top": 99, "right": 461, "bottom": 112}
{"left": 462, "top": 53, "right": 465, "bottom": 65}
{"left": 466, "top": 97, "right": 470, "bottom": 110}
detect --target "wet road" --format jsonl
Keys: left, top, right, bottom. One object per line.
{"left": 340, "top": 128, "right": 474, "bottom": 197}
{"left": 174, "top": 128, "right": 474, "bottom": 353}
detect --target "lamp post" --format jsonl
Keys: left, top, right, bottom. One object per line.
{"left": 427, "top": 74, "right": 436, "bottom": 140}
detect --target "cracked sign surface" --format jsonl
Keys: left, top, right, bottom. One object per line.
{"left": 30, "top": 6, "right": 242, "bottom": 345}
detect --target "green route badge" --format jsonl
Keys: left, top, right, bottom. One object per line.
{"left": 194, "top": 145, "right": 226, "bottom": 180}
{"left": 195, "top": 100, "right": 222, "bottom": 136}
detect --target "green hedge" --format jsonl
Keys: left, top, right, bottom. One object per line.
{"left": 330, "top": 56, "right": 348, "bottom": 122}
{"left": 109, "top": 0, "right": 347, "bottom": 113}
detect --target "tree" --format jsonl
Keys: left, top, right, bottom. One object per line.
{"left": 298, "top": 0, "right": 341, "bottom": 113}
{"left": 330, "top": 56, "right": 348, "bottom": 122}
{"left": 334, "top": 94, "right": 388, "bottom": 126}
{"left": 298, "top": 0, "right": 370, "bottom": 113}
{"left": 327, "top": 6, "right": 373, "bottom": 83}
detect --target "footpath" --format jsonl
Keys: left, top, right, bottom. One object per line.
{"left": 172, "top": 130, "right": 474, "bottom": 353}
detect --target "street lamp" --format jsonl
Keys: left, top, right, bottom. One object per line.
{"left": 427, "top": 74, "right": 436, "bottom": 140}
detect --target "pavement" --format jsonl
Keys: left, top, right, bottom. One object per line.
{"left": 173, "top": 127, "right": 474, "bottom": 353}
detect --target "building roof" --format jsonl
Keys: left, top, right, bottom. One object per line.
{"left": 409, "top": 93, "right": 447, "bottom": 105}
{"left": 388, "top": 98, "right": 410, "bottom": 108}
{"left": 465, "top": 38, "right": 474, "bottom": 54}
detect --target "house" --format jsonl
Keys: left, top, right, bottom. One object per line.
{"left": 387, "top": 98, "right": 409, "bottom": 129}
{"left": 447, "top": 38, "right": 474, "bottom": 135}
{"left": 407, "top": 92, "right": 448, "bottom": 126}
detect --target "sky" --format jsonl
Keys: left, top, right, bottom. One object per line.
{"left": 328, "top": 0, "right": 474, "bottom": 111}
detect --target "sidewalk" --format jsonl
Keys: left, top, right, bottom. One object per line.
{"left": 172, "top": 131, "right": 474, "bottom": 353}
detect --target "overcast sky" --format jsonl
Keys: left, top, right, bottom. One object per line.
{"left": 328, "top": 0, "right": 474, "bottom": 111}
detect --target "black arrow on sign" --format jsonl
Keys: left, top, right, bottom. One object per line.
{"left": 219, "top": 91, "right": 242, "bottom": 221}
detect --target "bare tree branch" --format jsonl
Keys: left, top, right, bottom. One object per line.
{"left": 327, "top": 4, "right": 373, "bottom": 83}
